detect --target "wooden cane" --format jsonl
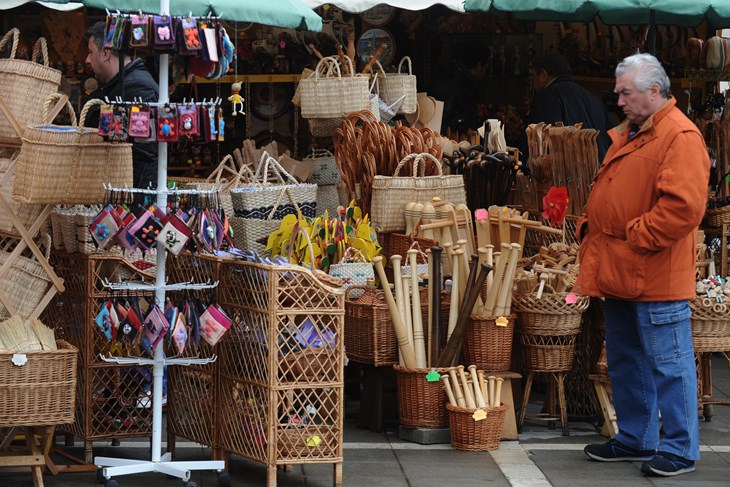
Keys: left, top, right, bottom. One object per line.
{"left": 408, "top": 249, "right": 427, "bottom": 368}
{"left": 441, "top": 374, "right": 458, "bottom": 407}
{"left": 454, "top": 247, "right": 467, "bottom": 306}
{"left": 436, "top": 262, "right": 492, "bottom": 367}
{"left": 487, "top": 376, "right": 496, "bottom": 407}
{"left": 457, "top": 365, "right": 477, "bottom": 409}
{"left": 495, "top": 243, "right": 521, "bottom": 317}
{"left": 373, "top": 256, "right": 417, "bottom": 368}
{"left": 477, "top": 370, "right": 487, "bottom": 402}
{"left": 468, "top": 365, "right": 487, "bottom": 408}
{"left": 430, "top": 246, "right": 443, "bottom": 366}
{"left": 391, "top": 255, "right": 407, "bottom": 365}
{"left": 494, "top": 377, "right": 504, "bottom": 407}
{"left": 401, "top": 274, "right": 413, "bottom": 352}
{"left": 483, "top": 242, "right": 510, "bottom": 316}
{"left": 446, "top": 249, "right": 460, "bottom": 341}
{"left": 427, "top": 249, "right": 434, "bottom": 367}
{"left": 448, "top": 367, "right": 466, "bottom": 407}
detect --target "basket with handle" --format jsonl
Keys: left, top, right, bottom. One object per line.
{"left": 0, "top": 150, "right": 45, "bottom": 236}
{"left": 0, "top": 233, "right": 53, "bottom": 320}
{"left": 328, "top": 247, "right": 374, "bottom": 290}
{"left": 0, "top": 30, "right": 62, "bottom": 145}
{"left": 12, "top": 95, "right": 132, "bottom": 205}
{"left": 305, "top": 149, "right": 340, "bottom": 185}
{"left": 379, "top": 56, "right": 417, "bottom": 115}
{"left": 371, "top": 152, "right": 466, "bottom": 233}
{"left": 230, "top": 151, "right": 317, "bottom": 220}
{"left": 299, "top": 56, "right": 370, "bottom": 119}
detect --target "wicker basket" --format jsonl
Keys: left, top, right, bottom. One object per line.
{"left": 380, "top": 232, "right": 438, "bottom": 261}
{"left": 513, "top": 292, "right": 589, "bottom": 336}
{"left": 519, "top": 332, "right": 579, "bottom": 372}
{"left": 394, "top": 364, "right": 450, "bottom": 428}
{"left": 0, "top": 340, "right": 77, "bottom": 426}
{"left": 0, "top": 234, "right": 52, "bottom": 320}
{"left": 0, "top": 152, "right": 45, "bottom": 236}
{"left": 462, "top": 314, "right": 515, "bottom": 372}
{"left": 446, "top": 403, "right": 507, "bottom": 451}
{"left": 0, "top": 31, "right": 62, "bottom": 146}
{"left": 12, "top": 97, "right": 132, "bottom": 205}
{"left": 704, "top": 205, "right": 730, "bottom": 228}
{"left": 689, "top": 297, "right": 730, "bottom": 337}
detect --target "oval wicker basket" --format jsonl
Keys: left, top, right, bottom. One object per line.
{"left": 513, "top": 292, "right": 589, "bottom": 336}
{"left": 394, "top": 364, "right": 450, "bottom": 428}
{"left": 446, "top": 403, "right": 507, "bottom": 451}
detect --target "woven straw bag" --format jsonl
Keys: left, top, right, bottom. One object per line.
{"left": 230, "top": 152, "right": 317, "bottom": 219}
{"left": 328, "top": 247, "right": 374, "bottom": 290}
{"left": 0, "top": 151, "right": 45, "bottom": 236}
{"left": 305, "top": 149, "right": 340, "bottom": 185}
{"left": 308, "top": 117, "right": 342, "bottom": 137}
{"left": 180, "top": 154, "right": 255, "bottom": 217}
{"left": 0, "top": 233, "right": 52, "bottom": 320}
{"left": 299, "top": 56, "right": 370, "bottom": 119}
{"left": 317, "top": 184, "right": 340, "bottom": 217}
{"left": 231, "top": 187, "right": 303, "bottom": 254}
{"left": 13, "top": 96, "right": 132, "bottom": 205}
{"left": 371, "top": 153, "right": 466, "bottom": 233}
{"left": 0, "top": 30, "right": 62, "bottom": 145}
{"left": 380, "top": 56, "right": 418, "bottom": 115}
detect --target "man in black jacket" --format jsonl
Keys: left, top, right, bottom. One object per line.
{"left": 528, "top": 52, "right": 614, "bottom": 163}
{"left": 85, "top": 21, "right": 159, "bottom": 190}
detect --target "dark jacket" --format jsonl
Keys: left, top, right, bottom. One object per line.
{"left": 85, "top": 58, "right": 159, "bottom": 189}
{"left": 528, "top": 75, "right": 615, "bottom": 163}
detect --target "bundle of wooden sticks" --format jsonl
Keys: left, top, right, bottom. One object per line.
{"left": 441, "top": 364, "right": 503, "bottom": 409}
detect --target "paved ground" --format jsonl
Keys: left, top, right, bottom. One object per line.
{"left": 1, "top": 353, "right": 728, "bottom": 486}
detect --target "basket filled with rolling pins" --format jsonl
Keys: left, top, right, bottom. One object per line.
{"left": 441, "top": 364, "right": 508, "bottom": 451}
{"left": 690, "top": 277, "right": 730, "bottom": 352}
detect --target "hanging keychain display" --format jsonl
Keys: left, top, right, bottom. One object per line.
{"left": 153, "top": 14, "right": 176, "bottom": 51}
{"left": 177, "top": 104, "right": 199, "bottom": 138}
{"left": 157, "top": 103, "right": 178, "bottom": 142}
{"left": 128, "top": 105, "right": 151, "bottom": 138}
{"left": 129, "top": 14, "right": 150, "bottom": 48}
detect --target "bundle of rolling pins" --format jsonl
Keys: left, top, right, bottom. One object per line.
{"left": 441, "top": 364, "right": 503, "bottom": 409}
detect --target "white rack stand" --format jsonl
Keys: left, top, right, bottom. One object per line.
{"left": 93, "top": 3, "right": 226, "bottom": 486}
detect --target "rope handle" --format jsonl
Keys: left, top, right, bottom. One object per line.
{"left": 266, "top": 186, "right": 301, "bottom": 222}
{"left": 313, "top": 55, "right": 356, "bottom": 81}
{"left": 42, "top": 93, "right": 78, "bottom": 126}
{"left": 393, "top": 152, "right": 443, "bottom": 177}
{"left": 0, "top": 28, "right": 19, "bottom": 59}
{"left": 340, "top": 246, "right": 368, "bottom": 263}
{"left": 406, "top": 240, "right": 428, "bottom": 264}
{"left": 31, "top": 37, "right": 50, "bottom": 67}
{"left": 253, "top": 151, "right": 298, "bottom": 185}
{"left": 304, "top": 148, "right": 334, "bottom": 160}
{"left": 397, "top": 56, "right": 413, "bottom": 75}
{"left": 287, "top": 222, "right": 317, "bottom": 270}
{"left": 79, "top": 98, "right": 106, "bottom": 127}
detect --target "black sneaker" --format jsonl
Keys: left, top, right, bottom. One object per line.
{"left": 641, "top": 452, "right": 696, "bottom": 477}
{"left": 584, "top": 438, "right": 655, "bottom": 462}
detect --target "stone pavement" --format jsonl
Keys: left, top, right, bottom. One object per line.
{"left": 1, "top": 354, "right": 728, "bottom": 486}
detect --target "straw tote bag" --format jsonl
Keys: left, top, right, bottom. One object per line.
{"left": 12, "top": 96, "right": 132, "bottom": 205}
{"left": 371, "top": 153, "right": 466, "bottom": 233}
{"left": 230, "top": 152, "right": 317, "bottom": 219}
{"left": 380, "top": 56, "right": 417, "bottom": 115}
{"left": 0, "top": 30, "right": 62, "bottom": 145}
{"left": 299, "top": 56, "right": 370, "bottom": 119}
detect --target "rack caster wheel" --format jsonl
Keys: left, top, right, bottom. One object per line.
{"left": 106, "top": 480, "right": 120, "bottom": 487}
{"left": 217, "top": 472, "right": 232, "bottom": 487}
{"left": 183, "top": 482, "right": 198, "bottom": 487}
{"left": 96, "top": 469, "right": 115, "bottom": 485}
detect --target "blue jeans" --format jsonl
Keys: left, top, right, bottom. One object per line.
{"left": 605, "top": 299, "right": 699, "bottom": 460}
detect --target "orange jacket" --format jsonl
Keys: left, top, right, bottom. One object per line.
{"left": 574, "top": 97, "right": 709, "bottom": 301}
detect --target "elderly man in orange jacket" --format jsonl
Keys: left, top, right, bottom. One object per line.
{"left": 576, "top": 53, "right": 709, "bottom": 477}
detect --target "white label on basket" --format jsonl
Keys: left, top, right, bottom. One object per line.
{"left": 11, "top": 354, "right": 27, "bottom": 366}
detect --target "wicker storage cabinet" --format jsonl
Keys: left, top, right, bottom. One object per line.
{"left": 216, "top": 259, "right": 345, "bottom": 487}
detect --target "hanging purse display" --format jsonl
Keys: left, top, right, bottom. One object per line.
{"left": 88, "top": 204, "right": 123, "bottom": 250}
{"left": 129, "top": 15, "right": 151, "bottom": 48}
{"left": 171, "top": 310, "right": 188, "bottom": 354}
{"left": 198, "top": 303, "right": 232, "bottom": 346}
{"left": 153, "top": 15, "right": 176, "bottom": 51}
{"left": 108, "top": 105, "right": 129, "bottom": 142}
{"left": 128, "top": 105, "right": 151, "bottom": 138}
{"left": 201, "top": 105, "right": 218, "bottom": 142}
{"left": 179, "top": 17, "right": 202, "bottom": 55}
{"left": 104, "top": 16, "right": 128, "bottom": 51}
{"left": 98, "top": 104, "right": 113, "bottom": 136}
{"left": 143, "top": 304, "right": 171, "bottom": 351}
{"left": 156, "top": 104, "right": 178, "bottom": 142}
{"left": 177, "top": 104, "right": 199, "bottom": 138}
{"left": 157, "top": 210, "right": 193, "bottom": 255}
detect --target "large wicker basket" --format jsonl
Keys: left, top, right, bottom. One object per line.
{"left": 446, "top": 403, "right": 507, "bottom": 451}
{"left": 703, "top": 205, "right": 730, "bottom": 228}
{"left": 0, "top": 31, "right": 62, "bottom": 146}
{"left": 0, "top": 340, "right": 77, "bottom": 426}
{"left": 462, "top": 314, "right": 515, "bottom": 372}
{"left": 689, "top": 297, "right": 730, "bottom": 352}
{"left": 394, "top": 365, "right": 450, "bottom": 428}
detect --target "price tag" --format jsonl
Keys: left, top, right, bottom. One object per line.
{"left": 472, "top": 409, "right": 487, "bottom": 421}
{"left": 426, "top": 370, "right": 440, "bottom": 382}
{"left": 565, "top": 293, "right": 578, "bottom": 304}
{"left": 495, "top": 316, "right": 509, "bottom": 327}
{"left": 306, "top": 435, "right": 322, "bottom": 447}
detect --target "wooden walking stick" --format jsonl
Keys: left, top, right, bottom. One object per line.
{"left": 408, "top": 249, "right": 427, "bottom": 368}
{"left": 429, "top": 246, "right": 443, "bottom": 366}
{"left": 477, "top": 370, "right": 488, "bottom": 402}
{"left": 494, "top": 243, "right": 521, "bottom": 317}
{"left": 441, "top": 374, "right": 458, "bottom": 407}
{"left": 469, "top": 365, "right": 487, "bottom": 408}
{"left": 487, "top": 376, "right": 496, "bottom": 407}
{"left": 373, "top": 256, "right": 417, "bottom": 368}
{"left": 457, "top": 365, "right": 477, "bottom": 409}
{"left": 448, "top": 367, "right": 466, "bottom": 407}
{"left": 446, "top": 249, "right": 460, "bottom": 340}
{"left": 494, "top": 377, "right": 504, "bottom": 407}
{"left": 483, "top": 242, "right": 510, "bottom": 316}
{"left": 437, "top": 262, "right": 492, "bottom": 367}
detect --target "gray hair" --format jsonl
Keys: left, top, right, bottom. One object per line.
{"left": 615, "top": 53, "right": 671, "bottom": 98}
